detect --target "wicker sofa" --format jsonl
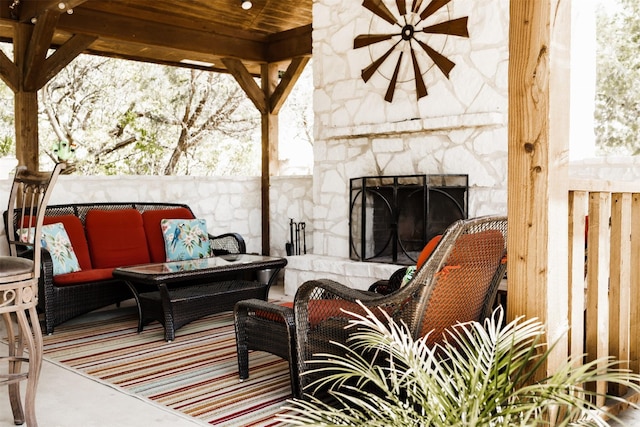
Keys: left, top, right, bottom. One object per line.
{"left": 5, "top": 202, "right": 245, "bottom": 334}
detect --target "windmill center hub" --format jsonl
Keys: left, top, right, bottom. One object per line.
{"left": 401, "top": 25, "right": 414, "bottom": 40}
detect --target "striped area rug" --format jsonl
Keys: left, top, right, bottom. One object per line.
{"left": 42, "top": 307, "right": 292, "bottom": 426}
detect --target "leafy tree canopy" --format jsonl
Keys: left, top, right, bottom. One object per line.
{"left": 595, "top": 0, "right": 640, "bottom": 155}
{"left": 0, "top": 42, "right": 313, "bottom": 176}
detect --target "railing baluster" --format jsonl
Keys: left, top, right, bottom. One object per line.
{"left": 586, "top": 191, "right": 611, "bottom": 406}
{"left": 568, "top": 182, "right": 640, "bottom": 405}
{"left": 629, "top": 194, "right": 640, "bottom": 377}
{"left": 568, "top": 191, "right": 587, "bottom": 363}
{"left": 609, "top": 193, "right": 632, "bottom": 396}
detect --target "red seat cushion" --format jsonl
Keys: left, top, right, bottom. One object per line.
{"left": 255, "top": 301, "right": 294, "bottom": 323}
{"left": 31, "top": 215, "right": 92, "bottom": 270}
{"left": 85, "top": 209, "right": 151, "bottom": 268}
{"left": 53, "top": 268, "right": 115, "bottom": 286}
{"left": 142, "top": 208, "right": 194, "bottom": 263}
{"left": 256, "top": 300, "right": 378, "bottom": 328}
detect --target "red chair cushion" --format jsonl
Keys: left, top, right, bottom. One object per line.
{"left": 42, "top": 215, "right": 92, "bottom": 270}
{"left": 256, "top": 300, "right": 378, "bottom": 328}
{"left": 255, "top": 301, "right": 294, "bottom": 323}
{"left": 416, "top": 234, "right": 442, "bottom": 270}
{"left": 53, "top": 268, "right": 115, "bottom": 286}
{"left": 142, "top": 208, "right": 194, "bottom": 263}
{"left": 85, "top": 209, "right": 150, "bottom": 268}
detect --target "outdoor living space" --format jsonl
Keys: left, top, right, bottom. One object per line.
{"left": 1, "top": 0, "right": 640, "bottom": 426}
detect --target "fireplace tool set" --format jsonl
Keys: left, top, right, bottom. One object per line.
{"left": 286, "top": 218, "right": 306, "bottom": 256}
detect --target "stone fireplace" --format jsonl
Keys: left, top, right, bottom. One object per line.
{"left": 349, "top": 174, "right": 468, "bottom": 265}
{"left": 283, "top": 0, "right": 510, "bottom": 296}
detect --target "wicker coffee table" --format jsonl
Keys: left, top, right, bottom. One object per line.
{"left": 113, "top": 254, "right": 287, "bottom": 341}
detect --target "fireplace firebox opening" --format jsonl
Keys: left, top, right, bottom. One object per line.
{"left": 349, "top": 174, "right": 468, "bottom": 265}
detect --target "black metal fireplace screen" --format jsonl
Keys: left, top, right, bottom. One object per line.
{"left": 349, "top": 174, "right": 468, "bottom": 265}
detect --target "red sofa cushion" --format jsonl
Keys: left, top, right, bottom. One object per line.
{"left": 42, "top": 215, "right": 93, "bottom": 270}
{"left": 53, "top": 268, "right": 115, "bottom": 287}
{"left": 142, "top": 208, "right": 194, "bottom": 263}
{"left": 85, "top": 209, "right": 151, "bottom": 268}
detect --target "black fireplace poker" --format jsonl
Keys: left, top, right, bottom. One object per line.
{"left": 287, "top": 218, "right": 306, "bottom": 256}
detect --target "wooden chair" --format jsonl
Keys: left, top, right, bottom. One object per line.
{"left": 235, "top": 216, "right": 507, "bottom": 398}
{"left": 0, "top": 163, "right": 63, "bottom": 426}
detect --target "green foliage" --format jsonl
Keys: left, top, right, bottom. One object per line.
{"left": 280, "top": 305, "right": 640, "bottom": 426}
{"left": 595, "top": 0, "right": 640, "bottom": 155}
{"left": 0, "top": 135, "right": 14, "bottom": 157}
{"left": 37, "top": 56, "right": 267, "bottom": 175}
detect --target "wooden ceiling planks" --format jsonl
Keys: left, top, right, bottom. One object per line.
{"left": 0, "top": 0, "right": 312, "bottom": 74}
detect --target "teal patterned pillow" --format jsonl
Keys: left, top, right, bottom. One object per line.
{"left": 161, "top": 219, "right": 212, "bottom": 262}
{"left": 401, "top": 265, "right": 417, "bottom": 287}
{"left": 18, "top": 222, "right": 81, "bottom": 276}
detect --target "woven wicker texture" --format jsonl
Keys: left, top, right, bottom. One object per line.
{"left": 294, "top": 215, "right": 507, "bottom": 394}
{"left": 235, "top": 215, "right": 507, "bottom": 398}
{"left": 4, "top": 202, "right": 246, "bottom": 334}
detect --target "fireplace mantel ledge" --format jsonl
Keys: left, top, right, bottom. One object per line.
{"left": 320, "top": 112, "right": 505, "bottom": 140}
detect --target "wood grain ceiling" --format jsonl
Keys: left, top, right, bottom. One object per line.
{"left": 0, "top": 0, "right": 312, "bottom": 74}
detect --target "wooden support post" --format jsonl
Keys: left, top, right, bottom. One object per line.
{"left": 224, "top": 57, "right": 309, "bottom": 255}
{"left": 260, "top": 63, "right": 279, "bottom": 255}
{"left": 507, "top": 0, "right": 572, "bottom": 375}
{"left": 14, "top": 23, "right": 39, "bottom": 171}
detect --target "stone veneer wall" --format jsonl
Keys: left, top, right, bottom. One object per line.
{"left": 310, "top": 0, "right": 509, "bottom": 260}
{"left": 0, "top": 175, "right": 313, "bottom": 259}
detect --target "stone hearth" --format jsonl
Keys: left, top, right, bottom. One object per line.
{"left": 283, "top": 254, "right": 400, "bottom": 296}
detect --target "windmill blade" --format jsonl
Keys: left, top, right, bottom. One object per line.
{"left": 354, "top": 33, "right": 397, "bottom": 49}
{"left": 422, "top": 17, "right": 469, "bottom": 37}
{"left": 411, "top": 0, "right": 424, "bottom": 14}
{"left": 410, "top": 47, "right": 428, "bottom": 99}
{"left": 363, "top": 0, "right": 400, "bottom": 26}
{"left": 385, "top": 51, "right": 403, "bottom": 102}
{"left": 362, "top": 42, "right": 399, "bottom": 82}
{"left": 419, "top": 0, "right": 451, "bottom": 21}
{"left": 396, "top": 0, "right": 407, "bottom": 16}
{"left": 416, "top": 39, "right": 455, "bottom": 78}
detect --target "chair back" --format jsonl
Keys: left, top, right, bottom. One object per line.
{"left": 407, "top": 215, "right": 507, "bottom": 344}
{"left": 294, "top": 216, "right": 507, "bottom": 394}
{"left": 5, "top": 163, "right": 64, "bottom": 279}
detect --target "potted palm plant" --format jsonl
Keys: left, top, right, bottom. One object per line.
{"left": 278, "top": 305, "right": 640, "bottom": 426}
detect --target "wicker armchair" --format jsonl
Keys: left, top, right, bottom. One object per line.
{"left": 235, "top": 216, "right": 507, "bottom": 398}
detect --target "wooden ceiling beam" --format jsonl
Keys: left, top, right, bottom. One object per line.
{"left": 56, "top": 8, "right": 266, "bottom": 63}
{"left": 270, "top": 56, "right": 310, "bottom": 114}
{"left": 266, "top": 24, "right": 312, "bottom": 63}
{"left": 222, "top": 57, "right": 268, "bottom": 115}
{"left": 17, "top": 0, "right": 88, "bottom": 23}
{"left": 23, "top": 8, "right": 58, "bottom": 91}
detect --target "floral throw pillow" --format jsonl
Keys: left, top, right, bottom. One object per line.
{"left": 18, "top": 222, "right": 81, "bottom": 276}
{"left": 161, "top": 219, "right": 212, "bottom": 262}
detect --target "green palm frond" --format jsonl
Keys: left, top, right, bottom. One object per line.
{"left": 279, "top": 304, "right": 640, "bottom": 427}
